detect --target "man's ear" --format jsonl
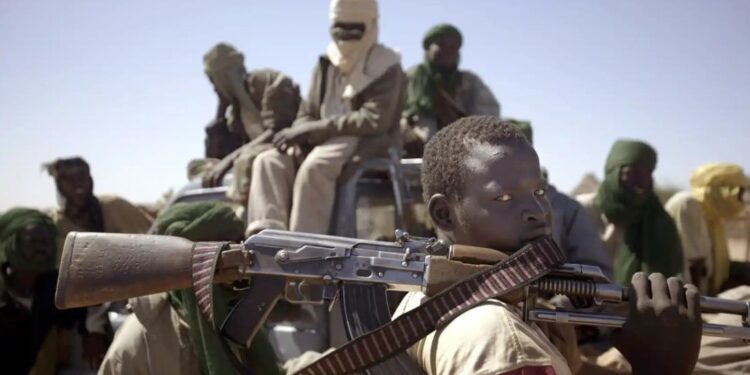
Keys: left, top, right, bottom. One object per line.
{"left": 427, "top": 194, "right": 456, "bottom": 232}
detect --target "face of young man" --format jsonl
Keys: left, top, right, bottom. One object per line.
{"left": 426, "top": 35, "right": 461, "bottom": 69}
{"left": 619, "top": 164, "right": 653, "bottom": 197}
{"left": 20, "top": 223, "right": 54, "bottom": 264}
{"left": 56, "top": 168, "right": 93, "bottom": 209}
{"left": 430, "top": 139, "right": 551, "bottom": 253}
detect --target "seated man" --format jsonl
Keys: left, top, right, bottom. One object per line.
{"left": 246, "top": 0, "right": 404, "bottom": 235}
{"left": 510, "top": 119, "right": 613, "bottom": 279}
{"left": 0, "top": 208, "right": 98, "bottom": 375}
{"left": 393, "top": 116, "right": 702, "bottom": 375}
{"left": 576, "top": 140, "right": 683, "bottom": 285}
{"left": 665, "top": 163, "right": 750, "bottom": 295}
{"left": 198, "top": 43, "right": 302, "bottom": 209}
{"left": 99, "top": 201, "right": 281, "bottom": 375}
{"left": 402, "top": 23, "right": 500, "bottom": 157}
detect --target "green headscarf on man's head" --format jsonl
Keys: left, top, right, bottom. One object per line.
{"left": 595, "top": 139, "right": 658, "bottom": 224}
{"left": 155, "top": 201, "right": 281, "bottom": 375}
{"left": 594, "top": 139, "right": 683, "bottom": 285}
{"left": 0, "top": 208, "right": 58, "bottom": 272}
{"left": 404, "top": 23, "right": 464, "bottom": 121}
{"left": 604, "top": 140, "right": 657, "bottom": 176}
{"left": 422, "top": 23, "right": 463, "bottom": 50}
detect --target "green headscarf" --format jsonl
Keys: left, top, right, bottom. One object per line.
{"left": 422, "top": 23, "right": 463, "bottom": 50}
{"left": 594, "top": 140, "right": 683, "bottom": 284}
{"left": 404, "top": 24, "right": 463, "bottom": 121}
{"left": 155, "top": 201, "right": 281, "bottom": 375}
{"left": 154, "top": 201, "right": 245, "bottom": 243}
{"left": 0, "top": 208, "right": 58, "bottom": 272}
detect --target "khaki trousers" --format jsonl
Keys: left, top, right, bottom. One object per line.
{"left": 246, "top": 136, "right": 359, "bottom": 235}
{"left": 227, "top": 143, "right": 274, "bottom": 204}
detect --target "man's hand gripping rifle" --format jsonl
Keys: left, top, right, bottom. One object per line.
{"left": 55, "top": 229, "right": 750, "bottom": 351}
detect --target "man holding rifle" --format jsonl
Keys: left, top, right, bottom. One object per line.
{"left": 393, "top": 116, "right": 702, "bottom": 375}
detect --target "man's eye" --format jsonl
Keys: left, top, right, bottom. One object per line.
{"left": 495, "top": 194, "right": 513, "bottom": 202}
{"left": 534, "top": 188, "right": 547, "bottom": 196}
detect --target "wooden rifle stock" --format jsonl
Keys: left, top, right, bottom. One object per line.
{"left": 55, "top": 232, "right": 196, "bottom": 309}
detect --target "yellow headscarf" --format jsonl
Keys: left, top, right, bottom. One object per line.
{"left": 690, "top": 163, "right": 750, "bottom": 292}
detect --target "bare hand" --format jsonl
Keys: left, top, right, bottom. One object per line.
{"left": 202, "top": 157, "right": 233, "bottom": 188}
{"left": 83, "top": 333, "right": 109, "bottom": 370}
{"left": 613, "top": 272, "right": 701, "bottom": 375}
{"left": 273, "top": 127, "right": 309, "bottom": 152}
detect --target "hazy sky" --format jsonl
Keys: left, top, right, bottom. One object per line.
{"left": 1, "top": 0, "right": 748, "bottom": 211}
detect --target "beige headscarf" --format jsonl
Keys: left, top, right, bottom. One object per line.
{"left": 325, "top": 0, "right": 400, "bottom": 100}
{"left": 691, "top": 162, "right": 750, "bottom": 293}
{"left": 327, "top": 0, "right": 379, "bottom": 75}
{"left": 203, "top": 43, "right": 263, "bottom": 139}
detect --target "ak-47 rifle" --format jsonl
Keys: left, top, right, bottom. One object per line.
{"left": 55, "top": 229, "right": 750, "bottom": 374}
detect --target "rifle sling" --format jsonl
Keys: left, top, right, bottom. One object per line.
{"left": 191, "top": 242, "right": 256, "bottom": 375}
{"left": 192, "top": 242, "right": 229, "bottom": 325}
{"left": 295, "top": 235, "right": 565, "bottom": 375}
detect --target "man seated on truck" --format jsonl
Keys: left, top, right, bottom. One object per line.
{"left": 197, "top": 42, "right": 302, "bottom": 212}
{"left": 245, "top": 0, "right": 404, "bottom": 236}
{"left": 401, "top": 23, "right": 500, "bottom": 158}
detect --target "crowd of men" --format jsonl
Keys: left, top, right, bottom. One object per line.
{"left": 2, "top": 0, "right": 749, "bottom": 374}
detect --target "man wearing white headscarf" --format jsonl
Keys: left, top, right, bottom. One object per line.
{"left": 245, "top": 0, "right": 405, "bottom": 235}
{"left": 196, "top": 43, "right": 301, "bottom": 208}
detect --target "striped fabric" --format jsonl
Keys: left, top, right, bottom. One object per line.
{"left": 295, "top": 236, "right": 565, "bottom": 375}
{"left": 191, "top": 242, "right": 227, "bottom": 325}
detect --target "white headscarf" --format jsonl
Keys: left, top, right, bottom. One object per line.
{"left": 326, "top": 0, "right": 379, "bottom": 75}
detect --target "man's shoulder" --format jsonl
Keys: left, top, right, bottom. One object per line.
{"left": 573, "top": 192, "right": 602, "bottom": 226}
{"left": 247, "top": 69, "right": 298, "bottom": 87}
{"left": 549, "top": 188, "right": 586, "bottom": 220}
{"left": 97, "top": 195, "right": 134, "bottom": 208}
{"left": 403, "top": 66, "right": 488, "bottom": 85}
{"left": 405, "top": 64, "right": 420, "bottom": 77}
{"left": 363, "top": 44, "right": 402, "bottom": 78}
{"left": 369, "top": 44, "right": 401, "bottom": 65}
{"left": 575, "top": 192, "right": 596, "bottom": 206}
{"left": 664, "top": 191, "right": 696, "bottom": 212}
{"left": 97, "top": 195, "right": 154, "bottom": 224}
{"left": 459, "top": 69, "right": 485, "bottom": 84}
{"left": 548, "top": 187, "right": 575, "bottom": 206}
{"left": 395, "top": 292, "right": 568, "bottom": 374}
{"left": 247, "top": 68, "right": 282, "bottom": 78}
{"left": 395, "top": 292, "right": 521, "bottom": 332}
